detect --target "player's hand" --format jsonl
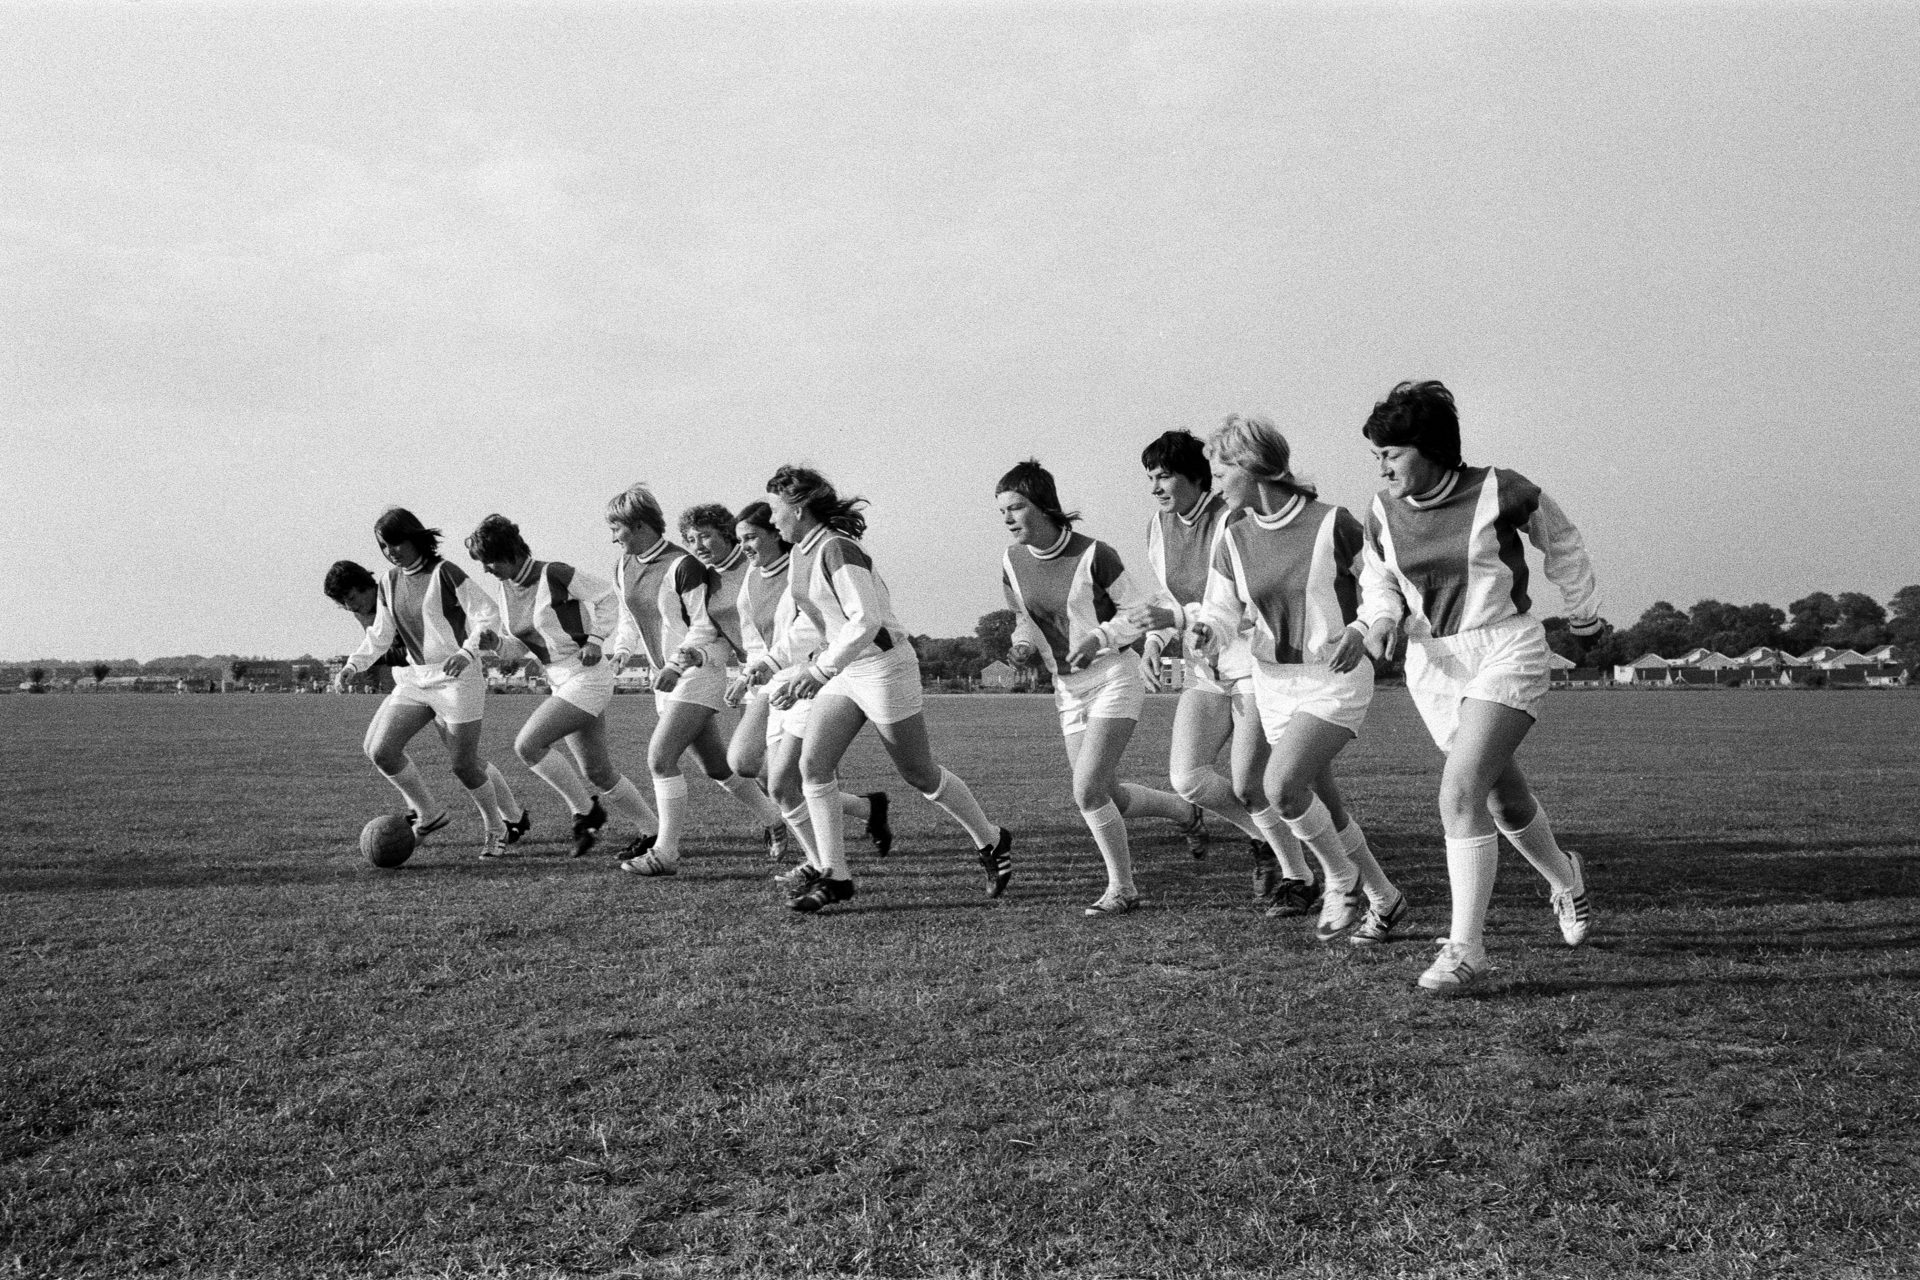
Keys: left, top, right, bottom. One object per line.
{"left": 1009, "top": 642, "right": 1037, "bottom": 666}
{"left": 654, "top": 664, "right": 682, "bottom": 693}
{"left": 1126, "top": 602, "right": 1178, "bottom": 632}
{"left": 1186, "top": 621, "right": 1214, "bottom": 653}
{"left": 673, "top": 647, "right": 704, "bottom": 670}
{"left": 778, "top": 665, "right": 827, "bottom": 707}
{"left": 579, "top": 640, "right": 602, "bottom": 667}
{"left": 1141, "top": 635, "right": 1165, "bottom": 692}
{"left": 443, "top": 650, "right": 474, "bottom": 677}
{"left": 1066, "top": 633, "right": 1104, "bottom": 672}
{"left": 1327, "top": 628, "right": 1368, "bottom": 674}
{"left": 724, "top": 674, "right": 750, "bottom": 706}
{"left": 474, "top": 627, "right": 500, "bottom": 652}
{"left": 330, "top": 667, "right": 351, "bottom": 693}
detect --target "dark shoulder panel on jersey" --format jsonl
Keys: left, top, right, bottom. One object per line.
{"left": 819, "top": 535, "right": 873, "bottom": 576}
{"left": 436, "top": 561, "right": 469, "bottom": 648}
{"left": 545, "top": 561, "right": 588, "bottom": 645}
{"left": 1087, "top": 537, "right": 1126, "bottom": 591}
{"left": 1491, "top": 468, "right": 1540, "bottom": 617}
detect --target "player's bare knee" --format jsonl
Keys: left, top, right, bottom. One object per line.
{"left": 1275, "top": 774, "right": 1316, "bottom": 816}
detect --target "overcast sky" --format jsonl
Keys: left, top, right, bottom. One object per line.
{"left": 4, "top": 2, "right": 1916, "bottom": 662}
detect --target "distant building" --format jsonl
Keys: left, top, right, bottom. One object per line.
{"left": 979, "top": 660, "right": 1017, "bottom": 690}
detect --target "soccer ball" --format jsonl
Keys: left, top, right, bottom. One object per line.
{"left": 360, "top": 814, "right": 416, "bottom": 869}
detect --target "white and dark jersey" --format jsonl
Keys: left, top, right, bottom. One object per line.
{"left": 1146, "top": 490, "right": 1238, "bottom": 626}
{"left": 738, "top": 553, "right": 814, "bottom": 679}
{"left": 701, "top": 544, "right": 752, "bottom": 664}
{"left": 1000, "top": 530, "right": 1151, "bottom": 676}
{"left": 490, "top": 559, "right": 618, "bottom": 667}
{"left": 350, "top": 606, "right": 410, "bottom": 670}
{"left": 1359, "top": 466, "right": 1602, "bottom": 641}
{"left": 786, "top": 525, "right": 911, "bottom": 677}
{"left": 1197, "top": 495, "right": 1363, "bottom": 665}
{"left": 345, "top": 559, "right": 499, "bottom": 675}
{"left": 611, "top": 538, "right": 728, "bottom": 671}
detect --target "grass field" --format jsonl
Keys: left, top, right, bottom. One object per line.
{"left": 4, "top": 689, "right": 1918, "bottom": 1279}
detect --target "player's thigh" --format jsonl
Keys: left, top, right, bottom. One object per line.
{"left": 1265, "top": 712, "right": 1353, "bottom": 810}
{"left": 729, "top": 696, "right": 770, "bottom": 776}
{"left": 1170, "top": 685, "right": 1235, "bottom": 774}
{"left": 518, "top": 694, "right": 596, "bottom": 760}
{"left": 1440, "top": 698, "right": 1535, "bottom": 811}
{"left": 1228, "top": 680, "right": 1271, "bottom": 795}
{"left": 870, "top": 709, "right": 943, "bottom": 794}
{"left": 1073, "top": 716, "right": 1137, "bottom": 809}
{"left": 648, "top": 700, "right": 715, "bottom": 775}
{"left": 367, "top": 699, "right": 436, "bottom": 762}
{"left": 798, "top": 694, "right": 869, "bottom": 784}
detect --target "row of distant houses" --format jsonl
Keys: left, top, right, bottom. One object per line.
{"left": 1614, "top": 645, "right": 1910, "bottom": 687}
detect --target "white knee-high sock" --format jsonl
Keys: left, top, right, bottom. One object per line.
{"left": 1115, "top": 781, "right": 1196, "bottom": 825}
{"left": 466, "top": 776, "right": 505, "bottom": 832}
{"left": 1082, "top": 801, "right": 1134, "bottom": 894}
{"left": 382, "top": 757, "right": 438, "bottom": 818}
{"left": 1250, "top": 805, "right": 1312, "bottom": 880}
{"left": 652, "top": 774, "right": 689, "bottom": 859}
{"left": 527, "top": 749, "right": 592, "bottom": 814}
{"left": 922, "top": 768, "right": 997, "bottom": 847}
{"left": 1497, "top": 802, "right": 1577, "bottom": 894}
{"left": 1337, "top": 819, "right": 1399, "bottom": 909}
{"left": 1445, "top": 833, "right": 1500, "bottom": 949}
{"left": 602, "top": 775, "right": 658, "bottom": 833}
{"left": 717, "top": 773, "right": 786, "bottom": 827}
{"left": 804, "top": 779, "right": 849, "bottom": 877}
{"left": 1282, "top": 796, "right": 1359, "bottom": 894}
{"left": 781, "top": 803, "right": 820, "bottom": 864}
{"left": 486, "top": 763, "right": 522, "bottom": 818}
{"left": 1170, "top": 767, "right": 1263, "bottom": 840}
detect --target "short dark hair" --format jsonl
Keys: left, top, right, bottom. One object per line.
{"left": 1362, "top": 380, "right": 1464, "bottom": 470}
{"left": 678, "top": 503, "right": 737, "bottom": 541}
{"left": 323, "top": 560, "right": 376, "bottom": 604}
{"left": 465, "top": 514, "right": 530, "bottom": 564}
{"left": 1141, "top": 430, "right": 1211, "bottom": 487}
{"left": 995, "top": 458, "right": 1080, "bottom": 530}
{"left": 373, "top": 507, "right": 442, "bottom": 561}
{"left": 735, "top": 500, "right": 789, "bottom": 552}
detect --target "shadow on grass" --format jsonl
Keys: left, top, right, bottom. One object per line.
{"left": 1499, "top": 967, "right": 1920, "bottom": 997}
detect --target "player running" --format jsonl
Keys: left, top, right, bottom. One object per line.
{"left": 329, "top": 508, "right": 512, "bottom": 858}
{"left": 761, "top": 464, "right": 1012, "bottom": 914}
{"left": 1355, "top": 380, "right": 1604, "bottom": 992}
{"left": 324, "top": 560, "right": 529, "bottom": 844}
{"left": 1186, "top": 417, "right": 1406, "bottom": 945}
{"left": 605, "top": 483, "right": 790, "bottom": 876}
{"left": 463, "top": 515, "right": 659, "bottom": 860}
{"left": 1126, "top": 431, "right": 1318, "bottom": 914}
{"left": 996, "top": 459, "right": 1198, "bottom": 917}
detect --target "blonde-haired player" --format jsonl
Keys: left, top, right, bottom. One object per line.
{"left": 604, "top": 482, "right": 790, "bottom": 876}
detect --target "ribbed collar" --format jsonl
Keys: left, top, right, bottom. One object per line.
{"left": 1251, "top": 493, "right": 1308, "bottom": 530}
{"left": 1404, "top": 470, "right": 1462, "bottom": 509}
{"left": 1176, "top": 490, "right": 1218, "bottom": 527}
{"left": 757, "top": 552, "right": 791, "bottom": 579}
{"left": 634, "top": 535, "right": 670, "bottom": 563}
{"left": 712, "top": 543, "right": 746, "bottom": 573}
{"left": 400, "top": 556, "right": 436, "bottom": 578}
{"left": 511, "top": 559, "right": 541, "bottom": 588}
{"left": 1025, "top": 525, "right": 1074, "bottom": 561}
{"left": 797, "top": 524, "right": 832, "bottom": 555}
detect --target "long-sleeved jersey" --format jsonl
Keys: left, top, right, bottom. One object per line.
{"left": 611, "top": 538, "right": 726, "bottom": 671}
{"left": 700, "top": 543, "right": 752, "bottom": 664}
{"left": 1196, "top": 494, "right": 1363, "bottom": 665}
{"left": 345, "top": 558, "right": 499, "bottom": 675}
{"left": 786, "top": 525, "right": 910, "bottom": 677}
{"left": 1001, "top": 530, "right": 1151, "bottom": 676}
{"left": 1145, "top": 490, "right": 1238, "bottom": 628}
{"left": 737, "top": 553, "right": 818, "bottom": 678}
{"left": 349, "top": 605, "right": 410, "bottom": 669}
{"left": 1358, "top": 466, "right": 1602, "bottom": 641}
{"left": 488, "top": 559, "right": 618, "bottom": 667}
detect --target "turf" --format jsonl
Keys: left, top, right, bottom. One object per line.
{"left": 3, "top": 690, "right": 1917, "bottom": 1278}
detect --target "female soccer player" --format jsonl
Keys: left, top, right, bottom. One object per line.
{"left": 329, "top": 509, "right": 512, "bottom": 858}
{"left": 463, "top": 515, "right": 659, "bottom": 859}
{"left": 1186, "top": 417, "right": 1406, "bottom": 945}
{"left": 1356, "top": 380, "right": 1603, "bottom": 992}
{"left": 725, "top": 501, "right": 889, "bottom": 883}
{"left": 1128, "top": 431, "right": 1319, "bottom": 913}
{"left": 324, "top": 560, "right": 529, "bottom": 844}
{"left": 996, "top": 460, "right": 1199, "bottom": 916}
{"left": 605, "top": 483, "right": 790, "bottom": 876}
{"left": 762, "top": 464, "right": 1012, "bottom": 914}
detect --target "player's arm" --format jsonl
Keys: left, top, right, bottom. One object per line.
{"left": 1001, "top": 560, "right": 1048, "bottom": 668}
{"left": 810, "top": 544, "right": 886, "bottom": 679}
{"left": 1186, "top": 538, "right": 1244, "bottom": 654}
{"left": 1354, "top": 503, "right": 1407, "bottom": 660}
{"left": 608, "top": 560, "right": 641, "bottom": 670}
{"left": 338, "top": 583, "right": 398, "bottom": 686}
{"left": 1526, "top": 490, "right": 1605, "bottom": 638}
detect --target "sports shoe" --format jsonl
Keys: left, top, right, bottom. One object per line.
{"left": 619, "top": 833, "right": 658, "bottom": 862}
{"left": 570, "top": 797, "right": 608, "bottom": 858}
{"left": 1263, "top": 876, "right": 1321, "bottom": 919}
{"left": 1084, "top": 887, "right": 1141, "bottom": 917}
{"left": 409, "top": 810, "right": 451, "bottom": 845}
{"left": 790, "top": 874, "right": 856, "bottom": 913}
{"left": 620, "top": 848, "right": 679, "bottom": 877}
{"left": 1418, "top": 940, "right": 1490, "bottom": 993}
{"left": 503, "top": 808, "right": 532, "bottom": 846}
{"left": 1250, "top": 840, "right": 1282, "bottom": 902}
{"left": 865, "top": 791, "right": 893, "bottom": 856}
{"left": 1315, "top": 886, "right": 1367, "bottom": 942}
{"left": 764, "top": 824, "right": 794, "bottom": 862}
{"left": 478, "top": 827, "right": 509, "bottom": 860}
{"left": 1349, "top": 893, "right": 1411, "bottom": 947}
{"left": 776, "top": 863, "right": 823, "bottom": 898}
{"left": 1178, "top": 803, "right": 1210, "bottom": 859}
{"left": 978, "top": 827, "right": 1014, "bottom": 898}
{"left": 1551, "top": 850, "right": 1592, "bottom": 947}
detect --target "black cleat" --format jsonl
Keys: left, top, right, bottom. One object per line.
{"left": 571, "top": 797, "right": 608, "bottom": 858}
{"left": 1250, "top": 839, "right": 1282, "bottom": 902}
{"left": 977, "top": 827, "right": 1014, "bottom": 899}
{"left": 409, "top": 810, "right": 451, "bottom": 846}
{"left": 790, "top": 875, "right": 856, "bottom": 913}
{"left": 503, "top": 808, "right": 532, "bottom": 846}
{"left": 776, "top": 863, "right": 824, "bottom": 899}
{"left": 864, "top": 791, "right": 893, "bottom": 856}
{"left": 1264, "top": 876, "right": 1322, "bottom": 919}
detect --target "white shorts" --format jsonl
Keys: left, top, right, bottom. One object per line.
{"left": 387, "top": 663, "right": 486, "bottom": 726}
{"left": 653, "top": 659, "right": 729, "bottom": 715}
{"left": 1184, "top": 633, "right": 1255, "bottom": 697}
{"left": 819, "top": 645, "right": 923, "bottom": 726}
{"left": 1252, "top": 658, "right": 1373, "bottom": 742}
{"left": 1405, "top": 614, "right": 1552, "bottom": 752}
{"left": 545, "top": 657, "right": 615, "bottom": 716}
{"left": 766, "top": 690, "right": 816, "bottom": 743}
{"left": 1055, "top": 651, "right": 1146, "bottom": 735}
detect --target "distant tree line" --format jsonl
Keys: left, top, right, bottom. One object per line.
{"left": 1548, "top": 587, "right": 1920, "bottom": 668}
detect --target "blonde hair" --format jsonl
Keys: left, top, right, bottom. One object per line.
{"left": 1207, "top": 415, "right": 1318, "bottom": 500}
{"left": 605, "top": 482, "right": 665, "bottom": 537}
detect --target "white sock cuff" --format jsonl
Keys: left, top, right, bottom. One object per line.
{"left": 782, "top": 804, "right": 811, "bottom": 825}
{"left": 920, "top": 767, "right": 957, "bottom": 803}
{"left": 654, "top": 774, "right": 689, "bottom": 800}
{"left": 1080, "top": 799, "right": 1123, "bottom": 829}
{"left": 1445, "top": 832, "right": 1500, "bottom": 856}
{"left": 1284, "top": 795, "right": 1336, "bottom": 844}
{"left": 1495, "top": 802, "right": 1545, "bottom": 840}
{"left": 803, "top": 778, "right": 839, "bottom": 802}
{"left": 1338, "top": 819, "right": 1368, "bottom": 853}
